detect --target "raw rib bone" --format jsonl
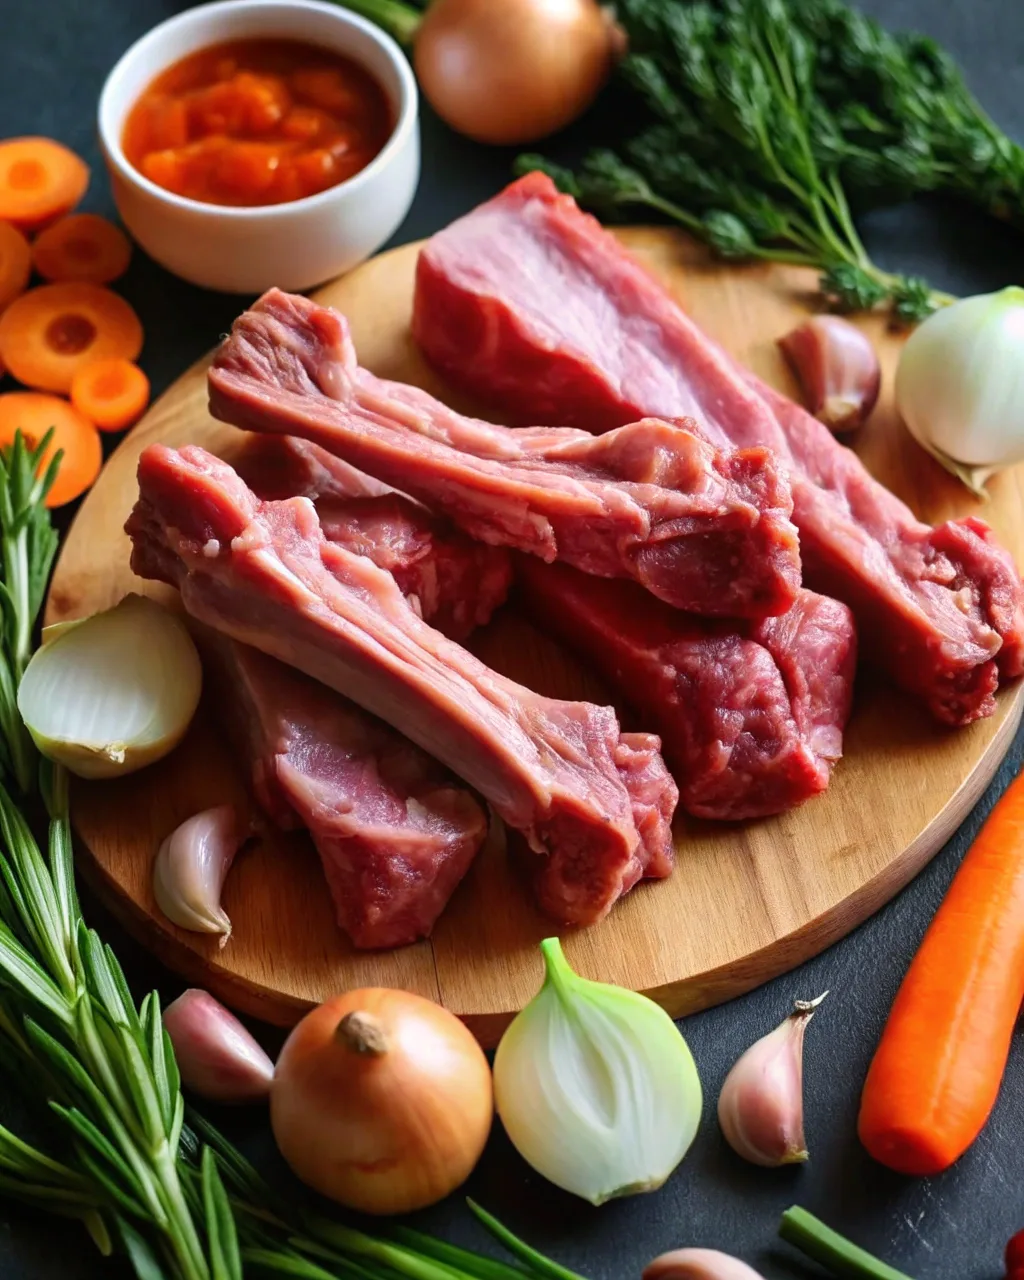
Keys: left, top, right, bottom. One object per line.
{"left": 235, "top": 436, "right": 512, "bottom": 641}
{"left": 412, "top": 172, "right": 1024, "bottom": 726}
{"left": 201, "top": 629, "right": 487, "bottom": 948}
{"left": 208, "top": 289, "right": 801, "bottom": 619}
{"left": 516, "top": 558, "right": 856, "bottom": 821}
{"left": 127, "top": 444, "right": 678, "bottom": 926}
{"left": 232, "top": 433, "right": 391, "bottom": 501}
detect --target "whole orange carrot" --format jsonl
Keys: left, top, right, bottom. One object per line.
{"left": 859, "top": 769, "right": 1024, "bottom": 1175}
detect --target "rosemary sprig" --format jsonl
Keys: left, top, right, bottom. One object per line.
{"left": 183, "top": 1115, "right": 586, "bottom": 1280}
{"left": 0, "top": 431, "right": 60, "bottom": 793}
{"left": 0, "top": 766, "right": 240, "bottom": 1279}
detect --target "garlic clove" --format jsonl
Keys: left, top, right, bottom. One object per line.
{"left": 717, "top": 993, "right": 826, "bottom": 1168}
{"left": 153, "top": 805, "right": 242, "bottom": 944}
{"left": 164, "top": 988, "right": 274, "bottom": 1103}
{"left": 779, "top": 316, "right": 881, "bottom": 434}
{"left": 644, "top": 1248, "right": 765, "bottom": 1280}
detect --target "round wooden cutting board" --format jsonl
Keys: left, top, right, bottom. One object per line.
{"left": 46, "top": 230, "right": 1024, "bottom": 1044}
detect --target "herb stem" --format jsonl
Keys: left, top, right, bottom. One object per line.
{"left": 779, "top": 1206, "right": 915, "bottom": 1280}
{"left": 325, "top": 0, "right": 421, "bottom": 45}
{"left": 467, "top": 1202, "right": 589, "bottom": 1280}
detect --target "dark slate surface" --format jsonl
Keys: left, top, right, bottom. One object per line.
{"left": 3, "top": 1, "right": 1024, "bottom": 1275}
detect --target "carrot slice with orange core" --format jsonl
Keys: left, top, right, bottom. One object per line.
{"left": 0, "top": 392, "right": 102, "bottom": 507}
{"left": 71, "top": 358, "right": 150, "bottom": 432}
{"left": 32, "top": 214, "right": 133, "bottom": 285}
{"left": 0, "top": 221, "right": 31, "bottom": 313}
{"left": 0, "top": 138, "right": 89, "bottom": 231}
{"left": 0, "top": 283, "right": 143, "bottom": 394}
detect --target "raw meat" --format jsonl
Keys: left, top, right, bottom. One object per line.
{"left": 208, "top": 290, "right": 801, "bottom": 619}
{"left": 200, "top": 628, "right": 487, "bottom": 948}
{"left": 233, "top": 434, "right": 390, "bottom": 501}
{"left": 127, "top": 444, "right": 678, "bottom": 926}
{"left": 516, "top": 558, "right": 856, "bottom": 820}
{"left": 236, "top": 436, "right": 513, "bottom": 641}
{"left": 413, "top": 172, "right": 1024, "bottom": 727}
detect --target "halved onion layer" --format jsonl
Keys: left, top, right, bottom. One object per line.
{"left": 19, "top": 594, "right": 202, "bottom": 779}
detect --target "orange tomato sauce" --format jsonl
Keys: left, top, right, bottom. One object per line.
{"left": 122, "top": 39, "right": 393, "bottom": 207}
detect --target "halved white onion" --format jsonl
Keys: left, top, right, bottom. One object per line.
{"left": 18, "top": 594, "right": 202, "bottom": 779}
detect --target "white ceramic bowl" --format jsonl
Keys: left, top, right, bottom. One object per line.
{"left": 98, "top": 0, "right": 420, "bottom": 293}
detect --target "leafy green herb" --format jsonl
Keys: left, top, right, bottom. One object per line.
{"left": 795, "top": 0, "right": 1024, "bottom": 229}
{"left": 0, "top": 431, "right": 587, "bottom": 1280}
{"left": 519, "top": 0, "right": 993, "bottom": 322}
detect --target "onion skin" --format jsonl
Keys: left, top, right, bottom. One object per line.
{"left": 414, "top": 0, "right": 619, "bottom": 146}
{"left": 270, "top": 988, "right": 493, "bottom": 1215}
{"left": 778, "top": 316, "right": 881, "bottom": 434}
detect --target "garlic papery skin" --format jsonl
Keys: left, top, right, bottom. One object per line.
{"left": 644, "top": 1248, "right": 765, "bottom": 1280}
{"left": 895, "top": 286, "right": 1024, "bottom": 497}
{"left": 778, "top": 316, "right": 881, "bottom": 434}
{"left": 717, "top": 993, "right": 826, "bottom": 1168}
{"left": 153, "top": 806, "right": 241, "bottom": 943}
{"left": 163, "top": 989, "right": 274, "bottom": 1103}
{"left": 492, "top": 937, "right": 702, "bottom": 1205}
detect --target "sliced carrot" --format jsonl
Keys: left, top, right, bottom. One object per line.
{"left": 0, "top": 392, "right": 101, "bottom": 506}
{"left": 858, "top": 769, "right": 1024, "bottom": 1176}
{"left": 70, "top": 358, "right": 150, "bottom": 432}
{"left": 0, "top": 282, "right": 143, "bottom": 394}
{"left": 0, "top": 138, "right": 89, "bottom": 231}
{"left": 31, "top": 214, "right": 132, "bottom": 285}
{"left": 0, "top": 221, "right": 31, "bottom": 312}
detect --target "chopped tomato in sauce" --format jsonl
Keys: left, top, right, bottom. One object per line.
{"left": 122, "top": 39, "right": 392, "bottom": 207}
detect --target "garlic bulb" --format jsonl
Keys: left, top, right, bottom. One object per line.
{"left": 153, "top": 806, "right": 242, "bottom": 943}
{"left": 717, "top": 993, "right": 826, "bottom": 1167}
{"left": 895, "top": 286, "right": 1024, "bottom": 496}
{"left": 493, "top": 938, "right": 702, "bottom": 1205}
{"left": 644, "top": 1249, "right": 765, "bottom": 1280}
{"left": 18, "top": 594, "right": 202, "bottom": 778}
{"left": 778, "top": 315, "right": 881, "bottom": 434}
{"left": 164, "top": 989, "right": 274, "bottom": 1103}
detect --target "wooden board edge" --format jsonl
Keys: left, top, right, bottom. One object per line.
{"left": 72, "top": 686, "right": 1022, "bottom": 1044}
{"left": 638, "top": 685, "right": 1024, "bottom": 1021}
{"left": 73, "top": 837, "right": 319, "bottom": 1029}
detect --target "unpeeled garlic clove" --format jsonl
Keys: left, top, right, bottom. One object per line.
{"left": 779, "top": 316, "right": 881, "bottom": 433}
{"left": 163, "top": 989, "right": 274, "bottom": 1103}
{"left": 717, "top": 993, "right": 827, "bottom": 1168}
{"left": 644, "top": 1248, "right": 765, "bottom": 1280}
{"left": 153, "top": 805, "right": 241, "bottom": 944}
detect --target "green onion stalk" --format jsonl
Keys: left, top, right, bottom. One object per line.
{"left": 780, "top": 1206, "right": 915, "bottom": 1280}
